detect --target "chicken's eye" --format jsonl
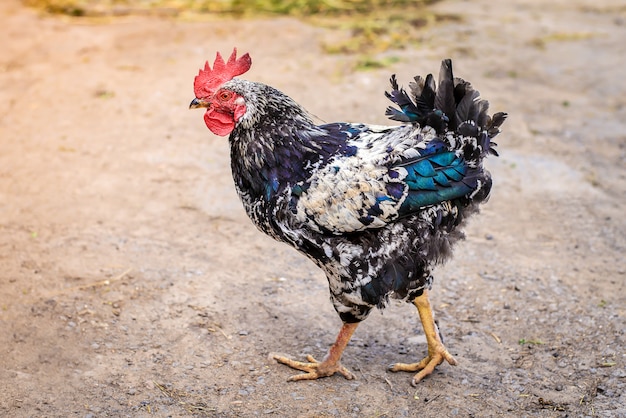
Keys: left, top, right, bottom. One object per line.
{"left": 218, "top": 91, "right": 233, "bottom": 101}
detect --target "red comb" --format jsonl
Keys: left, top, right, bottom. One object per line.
{"left": 194, "top": 48, "right": 252, "bottom": 98}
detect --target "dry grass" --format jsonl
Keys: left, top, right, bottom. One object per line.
{"left": 23, "top": 0, "right": 455, "bottom": 62}
{"left": 24, "top": 0, "right": 433, "bottom": 17}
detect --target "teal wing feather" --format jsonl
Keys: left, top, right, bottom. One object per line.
{"left": 391, "top": 141, "right": 478, "bottom": 216}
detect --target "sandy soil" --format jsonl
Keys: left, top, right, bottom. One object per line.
{"left": 1, "top": 0, "right": 625, "bottom": 416}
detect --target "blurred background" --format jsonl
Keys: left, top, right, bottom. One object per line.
{"left": 1, "top": 0, "right": 624, "bottom": 416}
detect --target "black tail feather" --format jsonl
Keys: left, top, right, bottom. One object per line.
{"left": 488, "top": 112, "right": 508, "bottom": 137}
{"left": 434, "top": 59, "right": 456, "bottom": 125}
{"left": 485, "top": 111, "right": 507, "bottom": 156}
{"left": 416, "top": 73, "right": 437, "bottom": 116}
{"left": 385, "top": 74, "right": 420, "bottom": 122}
{"left": 453, "top": 82, "right": 479, "bottom": 128}
{"left": 385, "top": 59, "right": 506, "bottom": 139}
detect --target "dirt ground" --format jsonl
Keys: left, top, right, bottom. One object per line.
{"left": 1, "top": 0, "right": 624, "bottom": 416}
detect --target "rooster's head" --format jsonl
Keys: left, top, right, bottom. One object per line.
{"left": 190, "top": 48, "right": 252, "bottom": 136}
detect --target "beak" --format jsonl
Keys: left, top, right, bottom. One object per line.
{"left": 189, "top": 98, "right": 210, "bottom": 109}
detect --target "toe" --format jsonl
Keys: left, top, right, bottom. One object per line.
{"left": 273, "top": 354, "right": 354, "bottom": 381}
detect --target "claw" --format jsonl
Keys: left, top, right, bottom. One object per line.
{"left": 273, "top": 353, "right": 355, "bottom": 381}
{"left": 389, "top": 346, "right": 457, "bottom": 385}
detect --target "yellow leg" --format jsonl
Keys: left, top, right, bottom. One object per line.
{"left": 389, "top": 289, "right": 457, "bottom": 385}
{"left": 273, "top": 322, "right": 359, "bottom": 381}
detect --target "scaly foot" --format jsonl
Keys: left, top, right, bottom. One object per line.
{"left": 389, "top": 289, "right": 457, "bottom": 385}
{"left": 389, "top": 341, "right": 457, "bottom": 385}
{"left": 273, "top": 354, "right": 355, "bottom": 381}
{"left": 273, "top": 322, "right": 359, "bottom": 382}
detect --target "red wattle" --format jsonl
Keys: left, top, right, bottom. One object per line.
{"left": 204, "top": 110, "right": 235, "bottom": 136}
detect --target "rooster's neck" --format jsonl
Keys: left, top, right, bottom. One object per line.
{"left": 228, "top": 119, "right": 320, "bottom": 204}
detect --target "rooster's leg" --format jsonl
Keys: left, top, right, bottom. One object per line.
{"left": 389, "top": 289, "right": 457, "bottom": 385}
{"left": 273, "top": 322, "right": 358, "bottom": 381}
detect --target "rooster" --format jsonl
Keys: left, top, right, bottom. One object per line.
{"left": 190, "top": 49, "right": 506, "bottom": 385}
